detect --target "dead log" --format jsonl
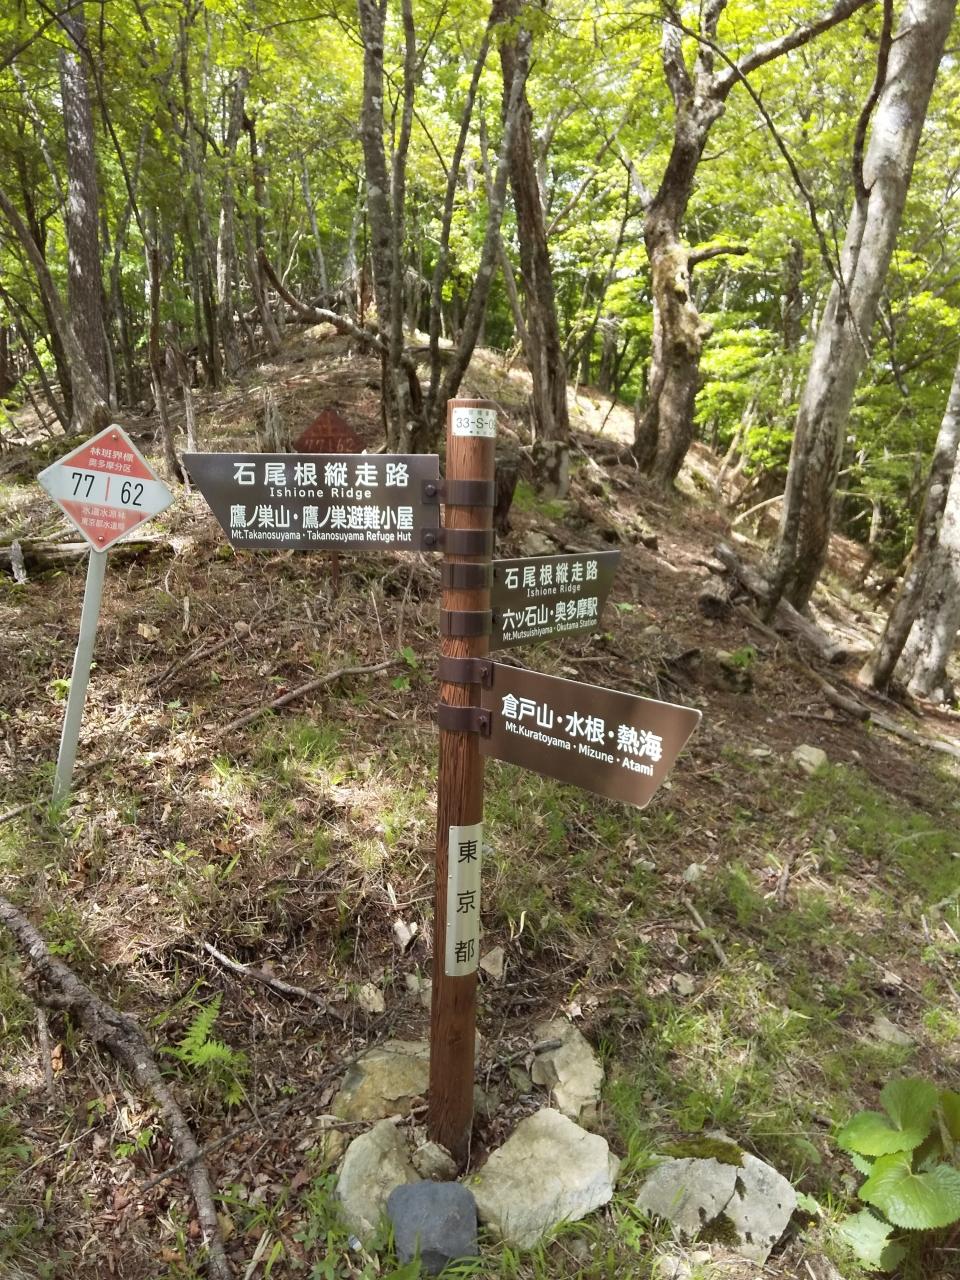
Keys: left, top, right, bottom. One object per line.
{"left": 0, "top": 895, "right": 232, "bottom": 1279}
{"left": 712, "top": 541, "right": 848, "bottom": 663}
{"left": 697, "top": 574, "right": 735, "bottom": 620}
{"left": 1, "top": 537, "right": 171, "bottom": 572}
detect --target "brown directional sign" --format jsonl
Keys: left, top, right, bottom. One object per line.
{"left": 293, "top": 408, "right": 362, "bottom": 454}
{"left": 184, "top": 452, "right": 440, "bottom": 551}
{"left": 480, "top": 664, "right": 701, "bottom": 808}
{"left": 491, "top": 550, "right": 620, "bottom": 648}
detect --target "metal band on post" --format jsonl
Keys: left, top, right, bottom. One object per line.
{"left": 441, "top": 562, "right": 492, "bottom": 590}
{"left": 440, "top": 609, "right": 492, "bottom": 637}
{"left": 429, "top": 397, "right": 497, "bottom": 1167}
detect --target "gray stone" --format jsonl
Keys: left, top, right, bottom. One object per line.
{"left": 792, "top": 744, "right": 828, "bottom": 776}
{"left": 520, "top": 531, "right": 556, "bottom": 557}
{"left": 336, "top": 1120, "right": 419, "bottom": 1242}
{"left": 479, "top": 945, "right": 505, "bottom": 980}
{"left": 531, "top": 1018, "right": 604, "bottom": 1127}
{"left": 357, "top": 982, "right": 385, "bottom": 1014}
{"left": 636, "top": 1157, "right": 738, "bottom": 1237}
{"left": 723, "top": 1152, "right": 797, "bottom": 1263}
{"left": 636, "top": 1152, "right": 796, "bottom": 1264}
{"left": 387, "top": 1181, "right": 478, "bottom": 1275}
{"left": 468, "top": 1109, "right": 619, "bottom": 1248}
{"left": 404, "top": 973, "right": 432, "bottom": 1009}
{"left": 333, "top": 1040, "right": 430, "bottom": 1122}
{"left": 869, "top": 1014, "right": 914, "bottom": 1047}
{"left": 413, "top": 1140, "right": 458, "bottom": 1182}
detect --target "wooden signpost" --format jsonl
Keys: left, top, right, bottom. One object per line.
{"left": 429, "top": 398, "right": 497, "bottom": 1163}
{"left": 184, "top": 398, "right": 702, "bottom": 1169}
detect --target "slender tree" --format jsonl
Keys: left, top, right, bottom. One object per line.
{"left": 860, "top": 350, "right": 960, "bottom": 690}
{"left": 497, "top": 0, "right": 570, "bottom": 497}
{"left": 767, "top": 0, "right": 957, "bottom": 610}
{"left": 630, "top": 0, "right": 871, "bottom": 488}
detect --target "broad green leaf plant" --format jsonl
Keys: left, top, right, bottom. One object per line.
{"left": 836, "top": 1078, "right": 960, "bottom": 1271}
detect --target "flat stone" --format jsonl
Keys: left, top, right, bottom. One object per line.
{"left": 412, "top": 1141, "right": 458, "bottom": 1182}
{"left": 671, "top": 973, "right": 696, "bottom": 997}
{"left": 333, "top": 1040, "right": 430, "bottom": 1122}
{"left": 336, "top": 1120, "right": 419, "bottom": 1242}
{"left": 869, "top": 1014, "right": 914, "bottom": 1048}
{"left": 387, "top": 1181, "right": 478, "bottom": 1275}
{"left": 531, "top": 1018, "right": 604, "bottom": 1127}
{"left": 723, "top": 1152, "right": 797, "bottom": 1263}
{"left": 480, "top": 946, "right": 505, "bottom": 980}
{"left": 357, "top": 982, "right": 385, "bottom": 1014}
{"left": 636, "top": 1157, "right": 738, "bottom": 1237}
{"left": 468, "top": 1109, "right": 619, "bottom": 1248}
{"left": 792, "top": 744, "right": 828, "bottom": 776}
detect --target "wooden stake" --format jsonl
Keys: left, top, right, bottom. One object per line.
{"left": 428, "top": 398, "right": 496, "bottom": 1166}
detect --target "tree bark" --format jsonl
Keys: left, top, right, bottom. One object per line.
{"left": 216, "top": 71, "right": 249, "bottom": 378}
{"left": 497, "top": 0, "right": 570, "bottom": 497}
{"left": 58, "top": 5, "right": 109, "bottom": 421}
{"left": 860, "top": 350, "right": 960, "bottom": 690}
{"left": 767, "top": 0, "right": 956, "bottom": 610}
{"left": 632, "top": 0, "right": 871, "bottom": 489}
{"left": 0, "top": 185, "right": 109, "bottom": 432}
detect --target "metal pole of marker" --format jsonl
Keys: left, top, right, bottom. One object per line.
{"left": 52, "top": 548, "right": 108, "bottom": 804}
{"left": 428, "top": 398, "right": 497, "bottom": 1166}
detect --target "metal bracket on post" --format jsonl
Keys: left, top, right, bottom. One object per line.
{"left": 423, "top": 479, "right": 496, "bottom": 507}
{"left": 420, "top": 527, "right": 495, "bottom": 555}
{"left": 437, "top": 703, "right": 492, "bottom": 735}
{"left": 437, "top": 656, "right": 494, "bottom": 686}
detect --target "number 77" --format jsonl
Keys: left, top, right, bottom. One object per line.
{"left": 71, "top": 471, "right": 95, "bottom": 497}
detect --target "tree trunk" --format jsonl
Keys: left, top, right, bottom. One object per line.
{"left": 767, "top": 0, "right": 956, "bottom": 610}
{"left": 896, "top": 440, "right": 960, "bottom": 702}
{"left": 860, "top": 350, "right": 960, "bottom": 689}
{"left": 0, "top": 185, "right": 108, "bottom": 433}
{"left": 58, "top": 5, "right": 109, "bottom": 422}
{"left": 242, "top": 110, "right": 282, "bottom": 354}
{"left": 498, "top": 0, "right": 570, "bottom": 497}
{"left": 147, "top": 244, "right": 181, "bottom": 481}
{"left": 216, "top": 71, "right": 249, "bottom": 378}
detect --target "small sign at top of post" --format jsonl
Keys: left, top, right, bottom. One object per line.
{"left": 37, "top": 426, "right": 174, "bottom": 803}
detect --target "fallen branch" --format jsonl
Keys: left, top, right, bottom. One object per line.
{"left": 140, "top": 1045, "right": 379, "bottom": 1194}
{"left": 217, "top": 659, "right": 400, "bottom": 738}
{"left": 680, "top": 894, "right": 728, "bottom": 968}
{"left": 0, "top": 896, "right": 232, "bottom": 1280}
{"left": 201, "top": 940, "right": 334, "bottom": 1013}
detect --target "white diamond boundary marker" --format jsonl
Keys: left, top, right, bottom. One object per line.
{"left": 37, "top": 426, "right": 174, "bottom": 802}
{"left": 37, "top": 424, "right": 173, "bottom": 552}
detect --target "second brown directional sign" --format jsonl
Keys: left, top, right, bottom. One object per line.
{"left": 185, "top": 452, "right": 440, "bottom": 551}
{"left": 491, "top": 550, "right": 620, "bottom": 648}
{"left": 480, "top": 664, "right": 701, "bottom": 808}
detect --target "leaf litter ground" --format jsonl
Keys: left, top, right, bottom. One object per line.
{"left": 1, "top": 333, "right": 959, "bottom": 1279}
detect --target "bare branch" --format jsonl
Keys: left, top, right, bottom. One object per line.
{"left": 853, "top": 0, "right": 893, "bottom": 204}
{"left": 689, "top": 243, "right": 748, "bottom": 267}
{"left": 713, "top": 0, "right": 871, "bottom": 98}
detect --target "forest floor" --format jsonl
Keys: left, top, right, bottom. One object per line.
{"left": 1, "top": 330, "right": 959, "bottom": 1280}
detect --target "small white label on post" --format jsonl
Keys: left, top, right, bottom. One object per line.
{"left": 451, "top": 406, "right": 496, "bottom": 438}
{"left": 445, "top": 822, "right": 482, "bottom": 976}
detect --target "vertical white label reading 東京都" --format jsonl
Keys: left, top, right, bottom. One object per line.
{"left": 451, "top": 406, "right": 496, "bottom": 438}
{"left": 445, "top": 823, "right": 482, "bottom": 976}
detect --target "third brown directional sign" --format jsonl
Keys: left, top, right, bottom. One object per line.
{"left": 185, "top": 452, "right": 440, "bottom": 551}
{"left": 480, "top": 664, "right": 701, "bottom": 808}
{"left": 491, "top": 550, "right": 620, "bottom": 648}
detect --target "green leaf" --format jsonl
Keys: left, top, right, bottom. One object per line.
{"left": 796, "top": 1191, "right": 822, "bottom": 1217}
{"left": 837, "top": 1210, "right": 906, "bottom": 1271}
{"left": 839, "top": 1080, "right": 937, "bottom": 1157}
{"left": 839, "top": 1110, "right": 929, "bottom": 1158}
{"left": 860, "top": 1152, "right": 960, "bottom": 1229}
{"left": 850, "top": 1152, "right": 875, "bottom": 1176}
{"left": 881, "top": 1079, "right": 938, "bottom": 1133}
{"left": 940, "top": 1090, "right": 960, "bottom": 1143}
